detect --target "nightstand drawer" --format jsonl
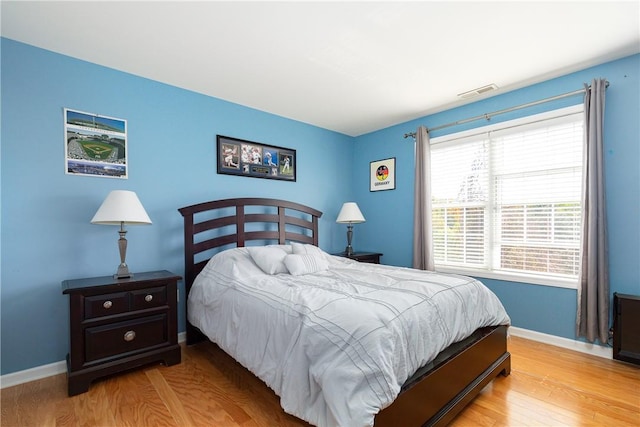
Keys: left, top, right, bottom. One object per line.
{"left": 84, "top": 314, "right": 168, "bottom": 363}
{"left": 84, "top": 292, "right": 129, "bottom": 319}
{"left": 131, "top": 286, "right": 167, "bottom": 310}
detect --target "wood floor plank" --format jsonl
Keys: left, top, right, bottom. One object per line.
{"left": 71, "top": 378, "right": 119, "bottom": 427}
{"left": 1, "top": 374, "right": 70, "bottom": 427}
{"left": 199, "top": 342, "right": 310, "bottom": 427}
{"left": 1, "top": 337, "right": 638, "bottom": 426}
{"left": 506, "top": 337, "right": 640, "bottom": 425}
{"left": 146, "top": 368, "right": 196, "bottom": 426}
{"left": 101, "top": 368, "right": 175, "bottom": 427}
{"left": 170, "top": 342, "right": 266, "bottom": 425}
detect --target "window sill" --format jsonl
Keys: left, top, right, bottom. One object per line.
{"left": 434, "top": 266, "right": 578, "bottom": 289}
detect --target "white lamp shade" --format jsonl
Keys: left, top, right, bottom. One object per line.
{"left": 91, "top": 190, "right": 152, "bottom": 225}
{"left": 336, "top": 202, "right": 365, "bottom": 224}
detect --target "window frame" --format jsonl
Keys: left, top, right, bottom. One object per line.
{"left": 429, "top": 105, "right": 584, "bottom": 289}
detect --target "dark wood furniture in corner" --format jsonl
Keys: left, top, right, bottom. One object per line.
{"left": 613, "top": 293, "right": 640, "bottom": 366}
{"left": 178, "top": 198, "right": 510, "bottom": 426}
{"left": 334, "top": 251, "right": 382, "bottom": 264}
{"left": 62, "top": 270, "right": 182, "bottom": 396}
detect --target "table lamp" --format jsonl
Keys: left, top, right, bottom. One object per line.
{"left": 336, "top": 202, "right": 366, "bottom": 256}
{"left": 91, "top": 190, "right": 152, "bottom": 279}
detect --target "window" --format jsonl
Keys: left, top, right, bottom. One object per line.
{"left": 430, "top": 105, "right": 583, "bottom": 288}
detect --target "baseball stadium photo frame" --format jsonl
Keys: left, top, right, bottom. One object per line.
{"left": 64, "top": 108, "right": 128, "bottom": 179}
{"left": 370, "top": 157, "right": 396, "bottom": 192}
{"left": 216, "top": 135, "right": 296, "bottom": 182}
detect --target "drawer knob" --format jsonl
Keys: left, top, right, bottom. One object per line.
{"left": 124, "top": 330, "right": 136, "bottom": 342}
{"left": 144, "top": 294, "right": 153, "bottom": 302}
{"left": 103, "top": 300, "right": 113, "bottom": 309}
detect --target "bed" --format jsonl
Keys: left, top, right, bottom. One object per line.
{"left": 179, "top": 197, "right": 511, "bottom": 427}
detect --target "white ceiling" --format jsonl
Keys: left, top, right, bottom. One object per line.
{"left": 2, "top": 1, "right": 639, "bottom": 136}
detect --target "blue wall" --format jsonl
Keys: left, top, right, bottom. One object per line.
{"left": 354, "top": 54, "right": 640, "bottom": 341}
{"left": 2, "top": 37, "right": 639, "bottom": 376}
{"left": 0, "top": 38, "right": 354, "bottom": 375}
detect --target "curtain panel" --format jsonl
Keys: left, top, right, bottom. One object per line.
{"left": 576, "top": 78, "right": 609, "bottom": 344}
{"left": 412, "top": 126, "right": 435, "bottom": 270}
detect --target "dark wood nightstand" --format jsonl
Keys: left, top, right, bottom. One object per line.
{"left": 334, "top": 251, "right": 383, "bottom": 264}
{"left": 62, "top": 270, "right": 181, "bottom": 396}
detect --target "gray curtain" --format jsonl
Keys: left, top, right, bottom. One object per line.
{"left": 576, "top": 78, "right": 609, "bottom": 344}
{"left": 412, "top": 126, "right": 435, "bottom": 270}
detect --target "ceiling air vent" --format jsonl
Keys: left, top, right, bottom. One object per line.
{"left": 457, "top": 84, "right": 499, "bottom": 99}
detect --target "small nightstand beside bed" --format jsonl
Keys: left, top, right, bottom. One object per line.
{"left": 335, "top": 251, "right": 382, "bottom": 264}
{"left": 62, "top": 270, "right": 181, "bottom": 396}
{"left": 179, "top": 198, "right": 511, "bottom": 427}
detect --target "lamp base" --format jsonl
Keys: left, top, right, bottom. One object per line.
{"left": 345, "top": 224, "right": 354, "bottom": 256}
{"left": 115, "top": 226, "right": 132, "bottom": 279}
{"left": 114, "top": 263, "right": 132, "bottom": 279}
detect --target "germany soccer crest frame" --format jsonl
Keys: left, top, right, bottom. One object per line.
{"left": 217, "top": 135, "right": 296, "bottom": 182}
{"left": 370, "top": 157, "right": 396, "bottom": 191}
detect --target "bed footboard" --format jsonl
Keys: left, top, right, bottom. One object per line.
{"left": 375, "top": 325, "right": 510, "bottom": 427}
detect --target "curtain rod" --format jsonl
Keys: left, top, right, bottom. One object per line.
{"left": 403, "top": 82, "right": 607, "bottom": 139}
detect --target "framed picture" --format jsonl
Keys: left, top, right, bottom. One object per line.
{"left": 370, "top": 157, "right": 396, "bottom": 191}
{"left": 64, "top": 108, "right": 128, "bottom": 179}
{"left": 217, "top": 135, "right": 296, "bottom": 182}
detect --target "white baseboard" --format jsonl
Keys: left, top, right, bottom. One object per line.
{"left": 0, "top": 360, "right": 67, "bottom": 389}
{"left": 2, "top": 329, "right": 611, "bottom": 389}
{"left": 508, "top": 326, "right": 613, "bottom": 359}
{"left": 0, "top": 331, "right": 187, "bottom": 389}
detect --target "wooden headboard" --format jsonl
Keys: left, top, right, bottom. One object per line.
{"left": 178, "top": 197, "right": 323, "bottom": 343}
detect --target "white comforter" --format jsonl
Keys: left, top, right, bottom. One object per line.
{"left": 188, "top": 246, "right": 510, "bottom": 427}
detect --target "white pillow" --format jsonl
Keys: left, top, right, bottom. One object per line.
{"left": 247, "top": 246, "right": 289, "bottom": 275}
{"left": 201, "top": 247, "right": 265, "bottom": 279}
{"left": 266, "top": 244, "right": 293, "bottom": 254}
{"left": 284, "top": 254, "right": 329, "bottom": 276}
{"left": 291, "top": 242, "right": 326, "bottom": 258}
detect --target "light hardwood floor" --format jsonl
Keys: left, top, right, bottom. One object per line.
{"left": 2, "top": 336, "right": 638, "bottom": 426}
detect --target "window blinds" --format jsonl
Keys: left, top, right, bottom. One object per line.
{"left": 431, "top": 106, "right": 584, "bottom": 282}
